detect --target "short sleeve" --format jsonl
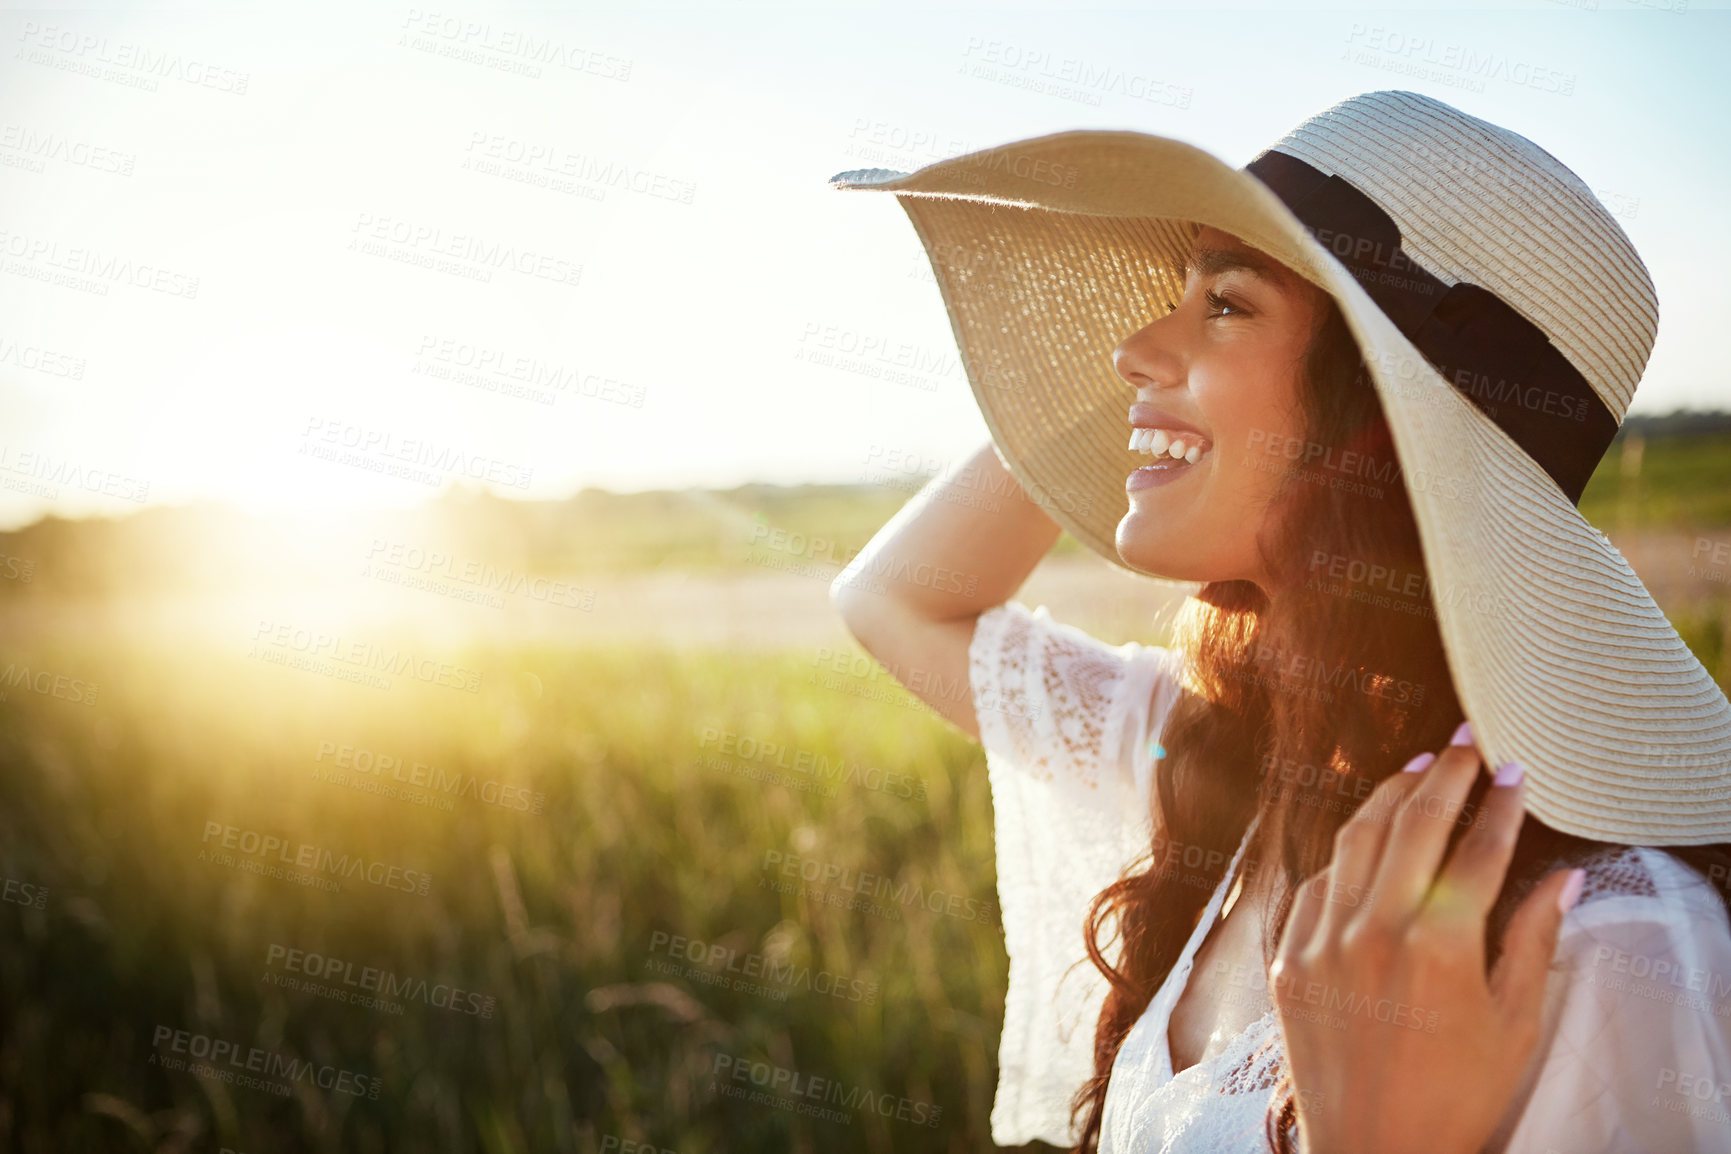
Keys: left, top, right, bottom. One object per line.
{"left": 1490, "top": 846, "right": 1731, "bottom": 1153}
{"left": 970, "top": 599, "right": 1186, "bottom": 1149}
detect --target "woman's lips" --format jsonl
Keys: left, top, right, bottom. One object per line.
{"left": 1126, "top": 457, "right": 1200, "bottom": 492}
{"left": 1125, "top": 407, "right": 1212, "bottom": 493}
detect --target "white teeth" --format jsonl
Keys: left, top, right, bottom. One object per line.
{"left": 1128, "top": 426, "right": 1211, "bottom": 463}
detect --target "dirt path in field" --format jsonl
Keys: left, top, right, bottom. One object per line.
{"left": 0, "top": 553, "right": 1191, "bottom": 652}
{"left": 0, "top": 529, "right": 1724, "bottom": 654}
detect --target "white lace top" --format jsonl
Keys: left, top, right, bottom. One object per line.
{"left": 969, "top": 598, "right": 1731, "bottom": 1153}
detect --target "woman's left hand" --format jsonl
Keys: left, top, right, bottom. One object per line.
{"left": 1270, "top": 723, "right": 1585, "bottom": 1154}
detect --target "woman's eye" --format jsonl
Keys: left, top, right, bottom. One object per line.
{"left": 1204, "top": 289, "right": 1248, "bottom": 318}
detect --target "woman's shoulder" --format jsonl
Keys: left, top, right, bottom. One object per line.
{"left": 968, "top": 599, "right": 1183, "bottom": 705}
{"left": 1493, "top": 842, "right": 1731, "bottom": 1150}
{"left": 1563, "top": 843, "right": 1727, "bottom": 920}
{"left": 968, "top": 599, "right": 1184, "bottom": 791}
{"left": 1549, "top": 842, "right": 1731, "bottom": 981}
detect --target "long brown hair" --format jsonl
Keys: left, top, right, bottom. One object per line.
{"left": 1065, "top": 294, "right": 1731, "bottom": 1152}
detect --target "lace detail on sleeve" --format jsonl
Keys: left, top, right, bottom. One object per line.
{"left": 1571, "top": 844, "right": 1660, "bottom": 906}
{"left": 970, "top": 598, "right": 1174, "bottom": 800}
{"left": 970, "top": 599, "right": 1186, "bottom": 1149}
{"left": 1486, "top": 844, "right": 1731, "bottom": 1152}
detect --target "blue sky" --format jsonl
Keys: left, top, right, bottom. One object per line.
{"left": 1, "top": 1, "right": 1725, "bottom": 527}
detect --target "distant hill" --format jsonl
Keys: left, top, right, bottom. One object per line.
{"left": 1617, "top": 410, "right": 1731, "bottom": 439}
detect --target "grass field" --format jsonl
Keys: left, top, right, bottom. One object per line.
{"left": 1, "top": 631, "right": 1015, "bottom": 1153}
{"left": 3, "top": 426, "right": 1730, "bottom": 1152}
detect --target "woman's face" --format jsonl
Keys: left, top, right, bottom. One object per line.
{"left": 1114, "top": 226, "right": 1328, "bottom": 593}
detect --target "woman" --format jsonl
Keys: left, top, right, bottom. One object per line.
{"left": 830, "top": 92, "right": 1731, "bottom": 1151}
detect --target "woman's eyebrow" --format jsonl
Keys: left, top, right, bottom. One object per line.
{"left": 1184, "top": 246, "right": 1279, "bottom": 282}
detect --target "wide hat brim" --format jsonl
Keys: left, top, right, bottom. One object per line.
{"left": 833, "top": 130, "right": 1731, "bottom": 847}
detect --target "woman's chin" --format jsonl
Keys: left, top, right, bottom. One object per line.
{"left": 1116, "top": 516, "right": 1223, "bottom": 584}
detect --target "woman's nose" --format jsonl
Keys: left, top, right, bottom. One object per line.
{"left": 1112, "top": 315, "right": 1183, "bottom": 392}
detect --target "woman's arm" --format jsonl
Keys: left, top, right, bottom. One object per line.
{"left": 830, "top": 440, "right": 1062, "bottom": 739}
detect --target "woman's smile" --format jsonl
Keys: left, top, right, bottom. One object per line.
{"left": 1127, "top": 402, "right": 1214, "bottom": 491}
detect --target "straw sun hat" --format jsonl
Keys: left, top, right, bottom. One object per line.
{"left": 831, "top": 89, "right": 1731, "bottom": 846}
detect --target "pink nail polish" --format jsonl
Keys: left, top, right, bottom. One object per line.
{"left": 1558, "top": 868, "right": 1585, "bottom": 914}
{"left": 1449, "top": 721, "right": 1474, "bottom": 746}
{"left": 1401, "top": 752, "right": 1436, "bottom": 774}
{"left": 1492, "top": 760, "right": 1524, "bottom": 788}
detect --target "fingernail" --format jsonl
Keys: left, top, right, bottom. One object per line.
{"left": 1558, "top": 868, "right": 1585, "bottom": 914}
{"left": 1492, "top": 760, "right": 1524, "bottom": 788}
{"left": 1401, "top": 752, "right": 1436, "bottom": 774}
{"left": 1449, "top": 720, "right": 1474, "bottom": 746}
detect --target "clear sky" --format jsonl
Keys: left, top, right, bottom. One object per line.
{"left": 1, "top": 1, "right": 1725, "bottom": 528}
